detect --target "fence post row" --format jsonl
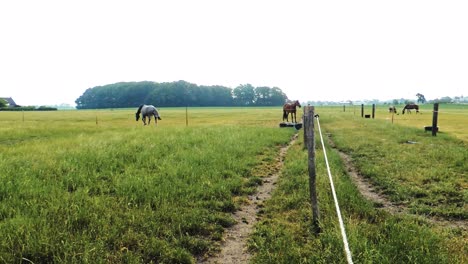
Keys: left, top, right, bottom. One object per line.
{"left": 304, "top": 106, "right": 320, "bottom": 232}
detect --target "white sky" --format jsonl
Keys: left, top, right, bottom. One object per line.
{"left": 1, "top": 0, "right": 467, "bottom": 106}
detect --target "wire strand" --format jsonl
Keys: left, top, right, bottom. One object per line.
{"left": 315, "top": 116, "right": 353, "bottom": 264}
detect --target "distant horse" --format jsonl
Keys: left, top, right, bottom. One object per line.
{"left": 136, "top": 104, "right": 161, "bottom": 125}
{"left": 283, "top": 100, "right": 301, "bottom": 123}
{"left": 388, "top": 106, "right": 397, "bottom": 113}
{"left": 402, "top": 104, "right": 419, "bottom": 114}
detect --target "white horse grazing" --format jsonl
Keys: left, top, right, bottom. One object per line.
{"left": 135, "top": 104, "right": 161, "bottom": 125}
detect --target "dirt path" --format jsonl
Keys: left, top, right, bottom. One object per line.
{"left": 338, "top": 151, "right": 406, "bottom": 215}
{"left": 200, "top": 134, "right": 298, "bottom": 264}
{"left": 332, "top": 139, "right": 467, "bottom": 231}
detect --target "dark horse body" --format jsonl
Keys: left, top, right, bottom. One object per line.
{"left": 389, "top": 106, "right": 397, "bottom": 113}
{"left": 283, "top": 100, "right": 301, "bottom": 123}
{"left": 136, "top": 104, "right": 161, "bottom": 125}
{"left": 402, "top": 104, "right": 419, "bottom": 114}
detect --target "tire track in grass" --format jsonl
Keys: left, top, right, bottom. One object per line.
{"left": 200, "top": 133, "right": 298, "bottom": 264}
{"left": 329, "top": 137, "right": 467, "bottom": 231}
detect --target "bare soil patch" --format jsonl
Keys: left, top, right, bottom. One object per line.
{"left": 199, "top": 134, "right": 298, "bottom": 264}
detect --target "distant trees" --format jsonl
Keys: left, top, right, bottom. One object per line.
{"left": 233, "top": 84, "right": 255, "bottom": 106}
{"left": 432, "top": 96, "right": 453, "bottom": 104}
{"left": 75, "top": 81, "right": 289, "bottom": 109}
{"left": 0, "top": 99, "right": 7, "bottom": 108}
{"left": 416, "top": 93, "right": 427, "bottom": 103}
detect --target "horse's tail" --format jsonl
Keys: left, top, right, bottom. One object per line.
{"left": 136, "top": 104, "right": 144, "bottom": 114}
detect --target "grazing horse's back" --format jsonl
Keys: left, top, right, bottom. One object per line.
{"left": 136, "top": 104, "right": 161, "bottom": 125}
{"left": 402, "top": 104, "right": 419, "bottom": 114}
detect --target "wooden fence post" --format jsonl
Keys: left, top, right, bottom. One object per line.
{"left": 372, "top": 104, "right": 375, "bottom": 119}
{"left": 432, "top": 103, "right": 439, "bottom": 136}
{"left": 361, "top": 104, "right": 364, "bottom": 118}
{"left": 304, "top": 106, "right": 320, "bottom": 233}
{"left": 186, "top": 106, "right": 189, "bottom": 126}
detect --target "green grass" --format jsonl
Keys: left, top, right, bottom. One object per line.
{"left": 344, "top": 103, "right": 468, "bottom": 141}
{"left": 317, "top": 106, "right": 467, "bottom": 219}
{"left": 249, "top": 105, "right": 467, "bottom": 263}
{"left": 0, "top": 107, "right": 295, "bottom": 263}
{"left": 1, "top": 106, "right": 466, "bottom": 263}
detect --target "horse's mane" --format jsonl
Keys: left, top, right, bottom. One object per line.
{"left": 136, "top": 104, "right": 144, "bottom": 114}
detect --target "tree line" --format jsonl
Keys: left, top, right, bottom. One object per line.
{"left": 75, "top": 81, "right": 289, "bottom": 109}
{"left": 0, "top": 99, "right": 57, "bottom": 111}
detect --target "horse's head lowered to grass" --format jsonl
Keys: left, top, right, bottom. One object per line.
{"left": 402, "top": 104, "right": 419, "bottom": 114}
{"left": 136, "top": 104, "right": 161, "bottom": 125}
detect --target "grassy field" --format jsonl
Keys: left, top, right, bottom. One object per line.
{"left": 0, "top": 105, "right": 466, "bottom": 263}
{"left": 0, "top": 108, "right": 295, "bottom": 263}
{"left": 342, "top": 103, "right": 468, "bottom": 141}
{"left": 250, "top": 104, "right": 467, "bottom": 263}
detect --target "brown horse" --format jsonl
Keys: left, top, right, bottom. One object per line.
{"left": 402, "top": 104, "right": 419, "bottom": 114}
{"left": 388, "top": 106, "right": 397, "bottom": 113}
{"left": 283, "top": 100, "right": 301, "bottom": 123}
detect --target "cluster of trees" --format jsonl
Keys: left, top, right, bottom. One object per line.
{"left": 0, "top": 98, "right": 57, "bottom": 111}
{"left": 75, "top": 81, "right": 289, "bottom": 109}
{"left": 0, "top": 99, "right": 7, "bottom": 108}
{"left": 0, "top": 106, "right": 57, "bottom": 111}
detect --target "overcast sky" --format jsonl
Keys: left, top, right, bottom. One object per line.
{"left": 1, "top": 0, "right": 467, "bottom": 106}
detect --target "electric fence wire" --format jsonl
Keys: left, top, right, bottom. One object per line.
{"left": 315, "top": 115, "right": 354, "bottom": 264}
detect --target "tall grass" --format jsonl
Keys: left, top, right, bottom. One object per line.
{"left": 318, "top": 107, "right": 467, "bottom": 219}
{"left": 249, "top": 106, "right": 466, "bottom": 264}
{"left": 1, "top": 106, "right": 466, "bottom": 263}
{"left": 0, "top": 108, "right": 295, "bottom": 263}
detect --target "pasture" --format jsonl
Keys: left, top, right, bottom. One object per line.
{"left": 0, "top": 105, "right": 466, "bottom": 263}
{"left": 250, "top": 104, "right": 467, "bottom": 263}
{"left": 0, "top": 108, "right": 294, "bottom": 263}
